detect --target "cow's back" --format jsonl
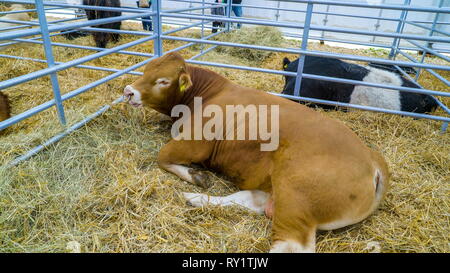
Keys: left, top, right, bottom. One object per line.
{"left": 204, "top": 86, "right": 380, "bottom": 191}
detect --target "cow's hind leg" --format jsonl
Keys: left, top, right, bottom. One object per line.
{"left": 270, "top": 234, "right": 316, "bottom": 253}
{"left": 183, "top": 190, "right": 270, "bottom": 215}
{"left": 269, "top": 188, "right": 317, "bottom": 253}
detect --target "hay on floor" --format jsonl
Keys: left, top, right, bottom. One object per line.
{"left": 0, "top": 24, "right": 449, "bottom": 253}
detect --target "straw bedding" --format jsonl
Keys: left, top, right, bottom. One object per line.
{"left": 0, "top": 23, "right": 448, "bottom": 253}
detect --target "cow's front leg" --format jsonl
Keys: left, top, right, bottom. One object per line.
{"left": 161, "top": 164, "right": 210, "bottom": 188}
{"left": 158, "top": 139, "right": 214, "bottom": 188}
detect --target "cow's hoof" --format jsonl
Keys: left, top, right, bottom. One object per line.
{"left": 182, "top": 192, "right": 205, "bottom": 207}
{"left": 188, "top": 168, "right": 210, "bottom": 188}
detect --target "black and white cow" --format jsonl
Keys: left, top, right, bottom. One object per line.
{"left": 281, "top": 56, "right": 438, "bottom": 113}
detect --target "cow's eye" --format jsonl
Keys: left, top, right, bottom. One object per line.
{"left": 156, "top": 78, "right": 171, "bottom": 87}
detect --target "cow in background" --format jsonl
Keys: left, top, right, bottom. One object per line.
{"left": 82, "top": 0, "right": 122, "bottom": 48}
{"left": 282, "top": 56, "right": 438, "bottom": 113}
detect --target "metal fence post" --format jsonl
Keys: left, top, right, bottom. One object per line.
{"left": 372, "top": 0, "right": 386, "bottom": 43}
{"left": 1, "top": 0, "right": 450, "bottom": 166}
{"left": 413, "top": 0, "right": 446, "bottom": 133}
{"left": 275, "top": 0, "right": 281, "bottom": 22}
{"left": 226, "top": 0, "right": 232, "bottom": 32}
{"left": 293, "top": 1, "right": 314, "bottom": 97}
{"left": 152, "top": 0, "right": 163, "bottom": 56}
{"left": 425, "top": 0, "right": 444, "bottom": 50}
{"left": 201, "top": 0, "right": 205, "bottom": 53}
{"left": 388, "top": 0, "right": 411, "bottom": 59}
{"left": 320, "top": 4, "right": 330, "bottom": 44}
{"left": 35, "top": 0, "right": 66, "bottom": 126}
{"left": 415, "top": 0, "right": 444, "bottom": 81}
{"left": 188, "top": 0, "right": 193, "bottom": 23}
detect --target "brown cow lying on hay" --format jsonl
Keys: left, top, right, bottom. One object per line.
{"left": 0, "top": 92, "right": 11, "bottom": 123}
{"left": 123, "top": 52, "right": 390, "bottom": 253}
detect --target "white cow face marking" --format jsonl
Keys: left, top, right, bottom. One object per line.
{"left": 123, "top": 85, "right": 143, "bottom": 108}
{"left": 156, "top": 78, "right": 171, "bottom": 87}
{"left": 152, "top": 77, "right": 172, "bottom": 95}
{"left": 123, "top": 77, "right": 175, "bottom": 110}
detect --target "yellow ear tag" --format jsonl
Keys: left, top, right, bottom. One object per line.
{"left": 283, "top": 64, "right": 288, "bottom": 69}
{"left": 180, "top": 83, "right": 186, "bottom": 93}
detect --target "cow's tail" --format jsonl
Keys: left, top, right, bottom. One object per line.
{"left": 371, "top": 150, "right": 390, "bottom": 208}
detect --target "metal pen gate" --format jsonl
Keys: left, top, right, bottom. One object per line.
{"left": 0, "top": 0, "right": 448, "bottom": 167}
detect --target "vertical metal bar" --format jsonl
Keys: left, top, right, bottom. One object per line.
{"left": 275, "top": 0, "right": 281, "bottom": 22}
{"left": 226, "top": 0, "right": 232, "bottom": 32}
{"left": 201, "top": 0, "right": 205, "bottom": 53}
{"left": 293, "top": 1, "right": 314, "bottom": 97}
{"left": 425, "top": 0, "right": 443, "bottom": 49}
{"left": 320, "top": 4, "right": 330, "bottom": 44}
{"left": 35, "top": 0, "right": 66, "bottom": 126}
{"left": 441, "top": 122, "right": 448, "bottom": 134}
{"left": 372, "top": 0, "right": 386, "bottom": 43}
{"left": 189, "top": 0, "right": 193, "bottom": 23}
{"left": 415, "top": 0, "right": 444, "bottom": 81}
{"left": 388, "top": 0, "right": 411, "bottom": 59}
{"left": 152, "top": 0, "right": 163, "bottom": 56}
{"left": 428, "top": 0, "right": 446, "bottom": 133}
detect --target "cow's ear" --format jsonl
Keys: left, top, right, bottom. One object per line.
{"left": 179, "top": 72, "right": 192, "bottom": 93}
{"left": 283, "top": 57, "right": 291, "bottom": 70}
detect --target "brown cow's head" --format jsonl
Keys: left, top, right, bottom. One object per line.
{"left": 123, "top": 52, "right": 192, "bottom": 114}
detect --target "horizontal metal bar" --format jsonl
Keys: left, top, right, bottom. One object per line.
{"left": 152, "top": 19, "right": 450, "bottom": 54}
{"left": 262, "top": 29, "right": 448, "bottom": 54}
{"left": 404, "top": 40, "right": 450, "bottom": 63}
{"left": 161, "top": 35, "right": 450, "bottom": 71}
{"left": 0, "top": 18, "right": 47, "bottom": 26}
{"left": 405, "top": 20, "right": 450, "bottom": 37}
{"left": 395, "top": 49, "right": 450, "bottom": 87}
{"left": 0, "top": 35, "right": 157, "bottom": 91}
{"left": 8, "top": 96, "right": 125, "bottom": 167}
{"left": 0, "top": 54, "right": 144, "bottom": 76}
{"left": 0, "top": 29, "right": 78, "bottom": 48}
{"left": 0, "top": 15, "right": 85, "bottom": 33}
{"left": 165, "top": 4, "right": 219, "bottom": 14}
{"left": 163, "top": 28, "right": 226, "bottom": 55}
{"left": 190, "top": 45, "right": 218, "bottom": 60}
{"left": 182, "top": 59, "right": 449, "bottom": 98}
{"left": 0, "top": 12, "right": 155, "bottom": 41}
{"left": 285, "top": 31, "right": 401, "bottom": 49}
{"left": 231, "top": 3, "right": 405, "bottom": 25}
{"left": 163, "top": 20, "right": 211, "bottom": 35}
{"left": 391, "top": 65, "right": 450, "bottom": 115}
{"left": 77, "top": 26, "right": 153, "bottom": 36}
{"left": 224, "top": 2, "right": 450, "bottom": 28}
{"left": 7, "top": 36, "right": 154, "bottom": 59}
{"left": 165, "top": 0, "right": 450, "bottom": 13}
{"left": 0, "top": 7, "right": 60, "bottom": 17}
{"left": 269, "top": 0, "right": 450, "bottom": 13}
{"left": 161, "top": 12, "right": 450, "bottom": 43}
{"left": 410, "top": 20, "right": 450, "bottom": 25}
{"left": 270, "top": 92, "right": 450, "bottom": 122}
{"left": 3, "top": 0, "right": 155, "bottom": 13}
{"left": 0, "top": 56, "right": 156, "bottom": 131}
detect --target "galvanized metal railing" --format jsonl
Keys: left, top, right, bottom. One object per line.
{"left": 0, "top": 0, "right": 448, "bottom": 167}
